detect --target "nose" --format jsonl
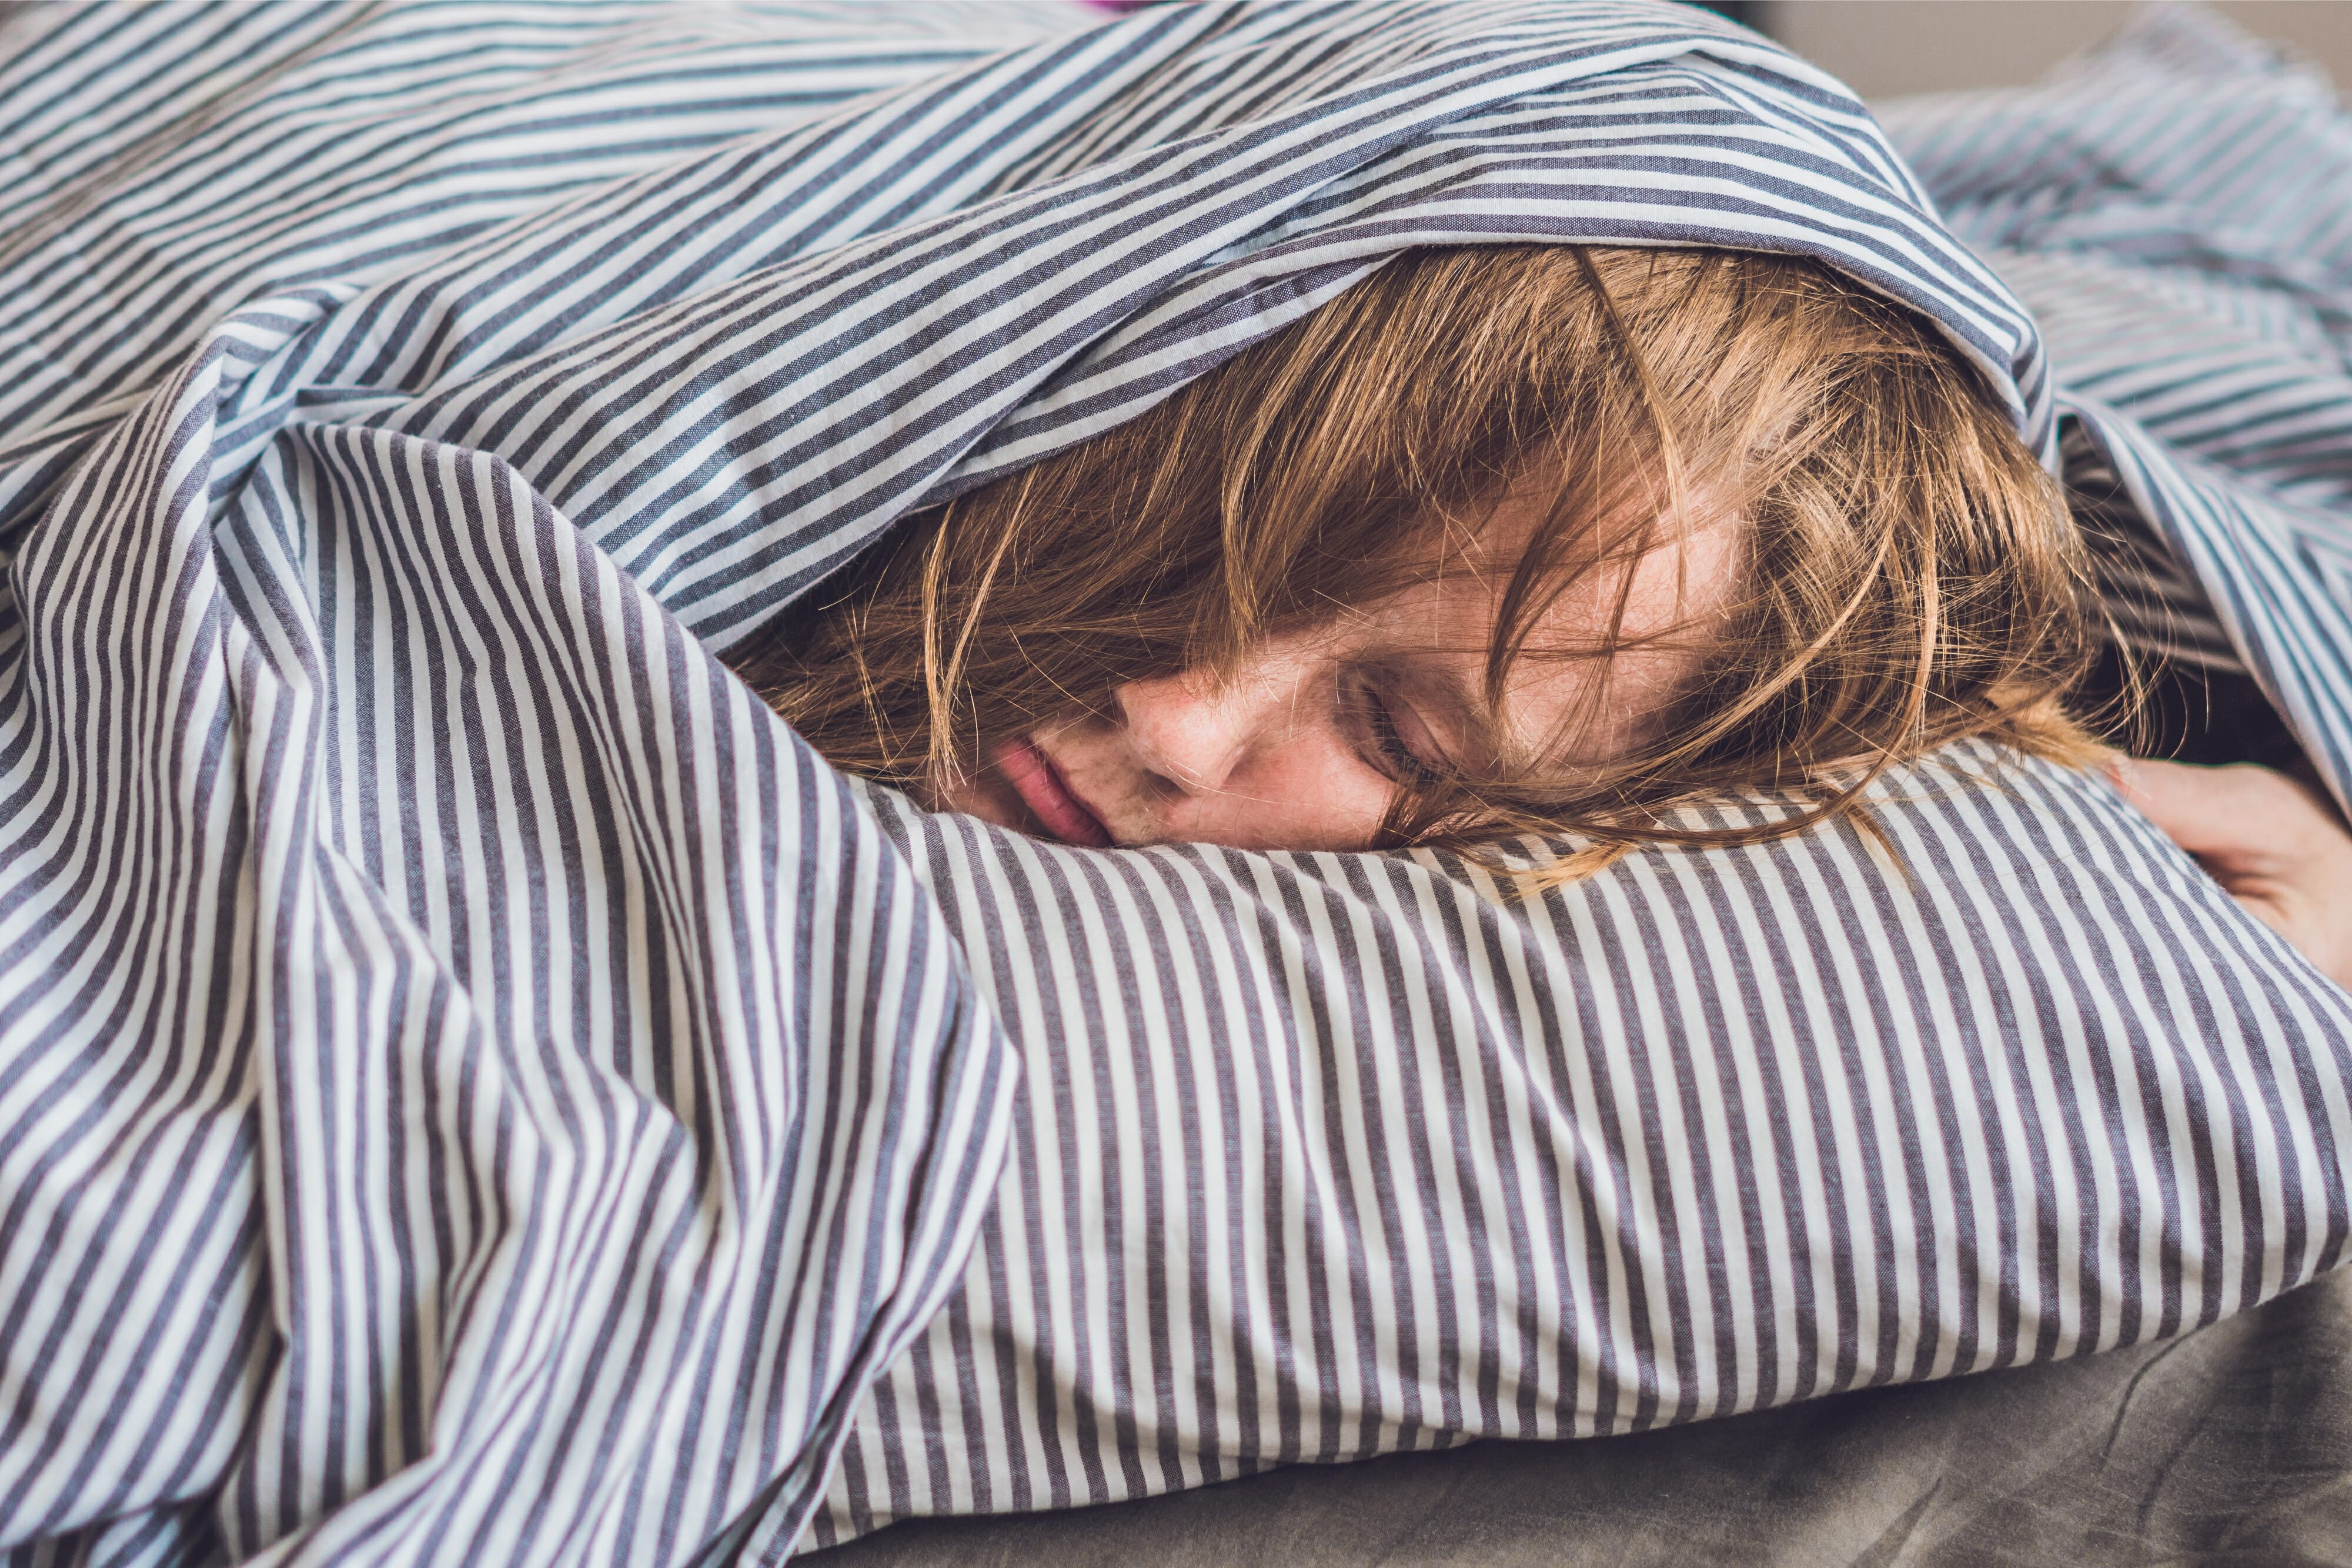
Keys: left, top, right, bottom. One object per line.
{"left": 1112, "top": 645, "right": 1318, "bottom": 800}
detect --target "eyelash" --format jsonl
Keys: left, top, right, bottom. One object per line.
{"left": 1354, "top": 676, "right": 1437, "bottom": 786}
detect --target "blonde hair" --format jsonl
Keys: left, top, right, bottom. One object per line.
{"left": 732, "top": 245, "right": 2097, "bottom": 864}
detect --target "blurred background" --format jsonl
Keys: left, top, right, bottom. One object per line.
{"left": 1713, "top": 1, "right": 2350, "bottom": 94}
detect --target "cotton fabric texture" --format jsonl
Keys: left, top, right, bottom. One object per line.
{"left": 0, "top": 4, "right": 2347, "bottom": 1566}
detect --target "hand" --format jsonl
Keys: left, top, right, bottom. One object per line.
{"left": 2110, "top": 757, "right": 2352, "bottom": 991}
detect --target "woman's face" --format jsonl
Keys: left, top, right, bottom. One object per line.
{"left": 938, "top": 488, "right": 1741, "bottom": 852}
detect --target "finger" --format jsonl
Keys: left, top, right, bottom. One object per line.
{"left": 2106, "top": 757, "right": 2305, "bottom": 864}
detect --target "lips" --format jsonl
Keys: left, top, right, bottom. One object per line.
{"left": 993, "top": 735, "right": 1114, "bottom": 847}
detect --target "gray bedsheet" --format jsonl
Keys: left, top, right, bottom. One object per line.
{"left": 806, "top": 1270, "right": 2352, "bottom": 1565}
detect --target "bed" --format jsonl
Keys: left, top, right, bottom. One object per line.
{"left": 807, "top": 1261, "right": 2352, "bottom": 1565}
{"left": 2, "top": 4, "right": 2348, "bottom": 1565}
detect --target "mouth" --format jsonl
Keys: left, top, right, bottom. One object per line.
{"left": 993, "top": 735, "right": 1114, "bottom": 848}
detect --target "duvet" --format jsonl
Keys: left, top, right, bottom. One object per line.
{"left": 1, "top": 4, "right": 2349, "bottom": 1566}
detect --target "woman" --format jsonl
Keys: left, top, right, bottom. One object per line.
{"left": 732, "top": 243, "right": 2352, "bottom": 985}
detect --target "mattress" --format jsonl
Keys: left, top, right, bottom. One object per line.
{"left": 806, "top": 1262, "right": 2352, "bottom": 1566}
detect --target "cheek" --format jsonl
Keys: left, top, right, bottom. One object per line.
{"left": 1179, "top": 735, "right": 1399, "bottom": 852}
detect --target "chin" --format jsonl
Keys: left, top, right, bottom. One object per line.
{"left": 933, "top": 769, "right": 1027, "bottom": 832}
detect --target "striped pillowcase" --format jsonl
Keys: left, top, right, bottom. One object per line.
{"left": 807, "top": 741, "right": 2352, "bottom": 1545}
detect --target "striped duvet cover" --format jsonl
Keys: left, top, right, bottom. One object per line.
{"left": 0, "top": 3, "right": 2348, "bottom": 1564}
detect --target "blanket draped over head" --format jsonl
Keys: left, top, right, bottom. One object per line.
{"left": 2, "top": 2, "right": 2350, "bottom": 1564}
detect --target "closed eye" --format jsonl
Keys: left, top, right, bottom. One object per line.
{"left": 1347, "top": 673, "right": 1444, "bottom": 787}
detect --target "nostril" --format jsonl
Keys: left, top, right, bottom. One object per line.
{"left": 1113, "top": 672, "right": 1257, "bottom": 797}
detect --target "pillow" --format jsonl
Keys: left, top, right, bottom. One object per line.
{"left": 807, "top": 740, "right": 2352, "bottom": 1546}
